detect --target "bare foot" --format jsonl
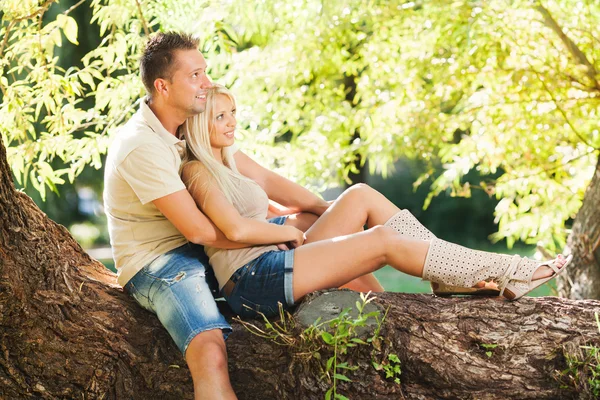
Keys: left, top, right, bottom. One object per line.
{"left": 473, "top": 280, "right": 499, "bottom": 291}
{"left": 532, "top": 254, "right": 568, "bottom": 281}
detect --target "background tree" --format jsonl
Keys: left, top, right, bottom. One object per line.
{"left": 1, "top": 0, "right": 598, "bottom": 299}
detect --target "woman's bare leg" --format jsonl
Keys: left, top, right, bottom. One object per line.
{"left": 292, "top": 226, "right": 428, "bottom": 301}
{"left": 301, "top": 184, "right": 523, "bottom": 291}
{"left": 303, "top": 184, "right": 402, "bottom": 292}
{"left": 304, "top": 184, "right": 400, "bottom": 242}
{"left": 282, "top": 209, "right": 384, "bottom": 292}
{"left": 283, "top": 212, "right": 319, "bottom": 232}
{"left": 292, "top": 225, "right": 566, "bottom": 302}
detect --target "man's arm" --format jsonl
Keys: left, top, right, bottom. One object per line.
{"left": 153, "top": 189, "right": 248, "bottom": 249}
{"left": 234, "top": 150, "right": 330, "bottom": 216}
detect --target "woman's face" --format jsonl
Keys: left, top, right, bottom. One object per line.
{"left": 209, "top": 93, "right": 236, "bottom": 150}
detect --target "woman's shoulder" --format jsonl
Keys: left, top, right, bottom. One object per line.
{"left": 182, "top": 159, "right": 210, "bottom": 172}
{"left": 181, "top": 159, "right": 211, "bottom": 183}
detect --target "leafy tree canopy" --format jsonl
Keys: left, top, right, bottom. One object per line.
{"left": 1, "top": 0, "right": 598, "bottom": 251}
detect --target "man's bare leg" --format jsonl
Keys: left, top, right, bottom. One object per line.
{"left": 186, "top": 329, "right": 237, "bottom": 400}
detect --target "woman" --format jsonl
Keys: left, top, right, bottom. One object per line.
{"left": 180, "top": 85, "right": 571, "bottom": 318}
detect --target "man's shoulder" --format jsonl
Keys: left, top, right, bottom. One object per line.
{"left": 109, "top": 116, "right": 166, "bottom": 162}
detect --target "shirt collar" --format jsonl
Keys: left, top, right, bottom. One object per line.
{"left": 139, "top": 97, "right": 185, "bottom": 149}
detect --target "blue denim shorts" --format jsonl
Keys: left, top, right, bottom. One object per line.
{"left": 223, "top": 250, "right": 295, "bottom": 319}
{"left": 124, "top": 243, "right": 231, "bottom": 355}
{"left": 221, "top": 214, "right": 295, "bottom": 318}
{"left": 267, "top": 215, "right": 288, "bottom": 226}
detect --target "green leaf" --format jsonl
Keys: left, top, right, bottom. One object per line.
{"left": 79, "top": 71, "right": 96, "bottom": 89}
{"left": 334, "top": 394, "right": 349, "bottom": 400}
{"left": 325, "top": 388, "right": 333, "bottom": 400}
{"left": 57, "top": 14, "right": 79, "bottom": 45}
{"left": 334, "top": 374, "right": 352, "bottom": 382}
{"left": 326, "top": 356, "right": 335, "bottom": 371}
{"left": 321, "top": 332, "right": 334, "bottom": 345}
{"left": 388, "top": 354, "right": 400, "bottom": 363}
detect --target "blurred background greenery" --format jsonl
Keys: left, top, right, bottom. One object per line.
{"left": 3, "top": 0, "right": 598, "bottom": 297}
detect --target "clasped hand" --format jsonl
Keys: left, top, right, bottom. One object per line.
{"left": 276, "top": 226, "right": 305, "bottom": 251}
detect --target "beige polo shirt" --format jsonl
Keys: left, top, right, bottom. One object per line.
{"left": 103, "top": 99, "right": 189, "bottom": 287}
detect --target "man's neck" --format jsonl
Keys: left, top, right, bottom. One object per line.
{"left": 147, "top": 98, "right": 185, "bottom": 136}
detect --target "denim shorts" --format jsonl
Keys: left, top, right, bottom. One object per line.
{"left": 223, "top": 250, "right": 295, "bottom": 319}
{"left": 124, "top": 243, "right": 231, "bottom": 355}
{"left": 267, "top": 215, "right": 288, "bottom": 226}
{"left": 222, "top": 214, "right": 295, "bottom": 318}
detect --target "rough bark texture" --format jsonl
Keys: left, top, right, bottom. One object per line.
{"left": 558, "top": 157, "right": 600, "bottom": 300}
{"left": 1, "top": 135, "right": 599, "bottom": 400}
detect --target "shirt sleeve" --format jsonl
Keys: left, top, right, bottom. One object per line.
{"left": 117, "top": 143, "right": 186, "bottom": 205}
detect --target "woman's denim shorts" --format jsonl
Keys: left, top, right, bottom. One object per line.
{"left": 223, "top": 215, "right": 296, "bottom": 318}
{"left": 124, "top": 243, "right": 231, "bottom": 355}
{"left": 223, "top": 250, "right": 295, "bottom": 319}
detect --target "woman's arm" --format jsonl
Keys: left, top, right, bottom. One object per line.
{"left": 234, "top": 151, "right": 330, "bottom": 216}
{"left": 182, "top": 162, "right": 304, "bottom": 248}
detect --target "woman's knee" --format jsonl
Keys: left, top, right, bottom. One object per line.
{"left": 346, "top": 183, "right": 371, "bottom": 195}
{"left": 339, "top": 183, "right": 374, "bottom": 204}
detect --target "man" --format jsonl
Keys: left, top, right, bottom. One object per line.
{"left": 103, "top": 32, "right": 331, "bottom": 399}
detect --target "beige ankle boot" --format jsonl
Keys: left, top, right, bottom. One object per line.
{"left": 384, "top": 210, "right": 499, "bottom": 296}
{"left": 422, "top": 238, "right": 572, "bottom": 300}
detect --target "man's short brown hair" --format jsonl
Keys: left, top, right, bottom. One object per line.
{"left": 140, "top": 32, "right": 200, "bottom": 96}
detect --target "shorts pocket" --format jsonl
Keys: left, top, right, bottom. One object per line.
{"left": 127, "top": 281, "right": 154, "bottom": 313}
{"left": 238, "top": 296, "right": 278, "bottom": 319}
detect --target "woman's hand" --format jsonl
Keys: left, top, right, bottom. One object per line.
{"left": 280, "top": 226, "right": 305, "bottom": 249}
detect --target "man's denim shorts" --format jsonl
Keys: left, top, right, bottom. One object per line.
{"left": 124, "top": 243, "right": 231, "bottom": 355}
{"left": 223, "top": 214, "right": 296, "bottom": 318}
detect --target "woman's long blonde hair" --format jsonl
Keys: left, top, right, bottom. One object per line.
{"left": 180, "top": 84, "right": 254, "bottom": 207}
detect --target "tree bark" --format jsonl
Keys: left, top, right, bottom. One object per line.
{"left": 1, "top": 136, "right": 599, "bottom": 400}
{"left": 558, "top": 156, "right": 600, "bottom": 300}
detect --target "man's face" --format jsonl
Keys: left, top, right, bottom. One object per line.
{"left": 164, "top": 49, "right": 212, "bottom": 116}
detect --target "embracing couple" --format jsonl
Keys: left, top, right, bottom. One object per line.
{"left": 103, "top": 32, "right": 571, "bottom": 399}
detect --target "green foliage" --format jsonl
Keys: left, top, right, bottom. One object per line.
{"left": 1, "top": 0, "right": 599, "bottom": 250}
{"left": 556, "top": 313, "right": 600, "bottom": 398}
{"left": 372, "top": 353, "right": 402, "bottom": 384}
{"left": 479, "top": 343, "right": 499, "bottom": 358}
{"left": 219, "top": 0, "right": 600, "bottom": 252}
{"left": 321, "top": 292, "right": 385, "bottom": 400}
{"left": 236, "top": 292, "right": 389, "bottom": 400}
{"left": 0, "top": 0, "right": 232, "bottom": 199}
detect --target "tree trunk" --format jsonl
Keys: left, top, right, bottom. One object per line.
{"left": 1, "top": 136, "right": 599, "bottom": 400}
{"left": 558, "top": 156, "right": 600, "bottom": 300}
